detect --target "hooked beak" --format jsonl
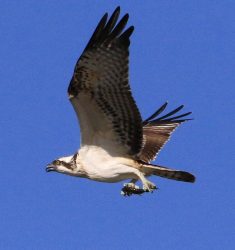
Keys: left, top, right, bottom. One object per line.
{"left": 46, "top": 164, "right": 56, "bottom": 172}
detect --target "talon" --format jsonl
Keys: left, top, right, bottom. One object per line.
{"left": 143, "top": 181, "right": 157, "bottom": 193}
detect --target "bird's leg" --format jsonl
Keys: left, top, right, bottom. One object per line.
{"left": 133, "top": 171, "right": 157, "bottom": 193}
{"left": 142, "top": 179, "right": 157, "bottom": 193}
{"left": 121, "top": 171, "right": 157, "bottom": 196}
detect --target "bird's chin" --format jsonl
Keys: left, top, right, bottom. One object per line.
{"left": 46, "top": 165, "right": 56, "bottom": 172}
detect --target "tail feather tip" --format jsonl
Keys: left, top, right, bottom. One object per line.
{"left": 181, "top": 171, "right": 196, "bottom": 183}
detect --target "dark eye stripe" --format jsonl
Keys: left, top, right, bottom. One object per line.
{"left": 63, "top": 162, "right": 74, "bottom": 170}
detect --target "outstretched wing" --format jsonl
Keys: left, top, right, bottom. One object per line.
{"left": 68, "top": 7, "right": 143, "bottom": 156}
{"left": 139, "top": 102, "right": 192, "bottom": 163}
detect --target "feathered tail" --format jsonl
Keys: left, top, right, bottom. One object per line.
{"left": 140, "top": 162, "right": 195, "bottom": 183}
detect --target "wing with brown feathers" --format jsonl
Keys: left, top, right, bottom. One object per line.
{"left": 139, "top": 102, "right": 192, "bottom": 163}
{"left": 68, "top": 7, "right": 143, "bottom": 156}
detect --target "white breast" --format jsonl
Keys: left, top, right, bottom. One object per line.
{"left": 78, "top": 146, "right": 137, "bottom": 183}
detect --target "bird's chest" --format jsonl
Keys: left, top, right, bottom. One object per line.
{"left": 78, "top": 146, "right": 135, "bottom": 182}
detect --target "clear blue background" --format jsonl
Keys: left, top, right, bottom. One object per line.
{"left": 0, "top": 1, "right": 234, "bottom": 249}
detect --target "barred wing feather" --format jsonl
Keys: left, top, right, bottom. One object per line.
{"left": 68, "top": 7, "right": 143, "bottom": 156}
{"left": 139, "top": 102, "right": 192, "bottom": 163}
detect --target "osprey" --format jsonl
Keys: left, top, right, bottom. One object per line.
{"left": 46, "top": 7, "right": 195, "bottom": 196}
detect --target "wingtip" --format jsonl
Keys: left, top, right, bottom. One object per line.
{"left": 124, "top": 13, "right": 129, "bottom": 20}
{"left": 163, "top": 101, "right": 168, "bottom": 108}
{"left": 115, "top": 6, "right": 121, "bottom": 13}
{"left": 178, "top": 104, "right": 184, "bottom": 110}
{"left": 128, "top": 25, "right": 135, "bottom": 35}
{"left": 111, "top": 6, "right": 121, "bottom": 20}
{"left": 103, "top": 12, "right": 108, "bottom": 20}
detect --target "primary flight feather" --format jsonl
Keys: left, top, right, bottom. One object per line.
{"left": 46, "top": 7, "right": 195, "bottom": 196}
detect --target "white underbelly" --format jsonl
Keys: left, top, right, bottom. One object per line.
{"left": 86, "top": 164, "right": 137, "bottom": 183}
{"left": 78, "top": 146, "right": 137, "bottom": 183}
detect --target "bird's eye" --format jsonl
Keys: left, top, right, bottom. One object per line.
{"left": 53, "top": 160, "right": 60, "bottom": 165}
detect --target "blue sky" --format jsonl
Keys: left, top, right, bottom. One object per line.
{"left": 0, "top": 1, "right": 234, "bottom": 249}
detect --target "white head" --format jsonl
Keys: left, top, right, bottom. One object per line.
{"left": 46, "top": 154, "right": 79, "bottom": 176}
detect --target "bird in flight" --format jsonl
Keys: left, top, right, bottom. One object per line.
{"left": 46, "top": 7, "right": 195, "bottom": 196}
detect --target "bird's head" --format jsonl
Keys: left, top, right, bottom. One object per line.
{"left": 46, "top": 155, "right": 77, "bottom": 175}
